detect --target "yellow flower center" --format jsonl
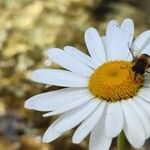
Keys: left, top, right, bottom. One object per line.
{"left": 89, "top": 60, "right": 144, "bottom": 102}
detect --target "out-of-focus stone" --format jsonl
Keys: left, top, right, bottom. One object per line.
{"left": 19, "top": 135, "right": 51, "bottom": 150}
{"left": 0, "top": 30, "right": 7, "bottom": 49}
{"left": 11, "top": 1, "right": 44, "bottom": 29}
{"left": 0, "top": 137, "right": 15, "bottom": 150}
{"left": 2, "top": 32, "right": 28, "bottom": 57}
{"left": 0, "top": 101, "right": 5, "bottom": 116}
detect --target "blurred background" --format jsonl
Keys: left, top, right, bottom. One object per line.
{"left": 0, "top": 0, "right": 150, "bottom": 149}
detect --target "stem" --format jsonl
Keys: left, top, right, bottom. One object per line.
{"left": 117, "top": 131, "right": 126, "bottom": 150}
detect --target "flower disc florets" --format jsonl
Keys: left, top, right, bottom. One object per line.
{"left": 89, "top": 61, "right": 144, "bottom": 102}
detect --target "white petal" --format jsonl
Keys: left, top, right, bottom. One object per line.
{"left": 121, "top": 18, "right": 134, "bottom": 44}
{"left": 84, "top": 27, "right": 106, "bottom": 67}
{"left": 31, "top": 69, "right": 88, "bottom": 87}
{"left": 143, "top": 78, "right": 150, "bottom": 87}
{"left": 135, "top": 97, "right": 150, "bottom": 138}
{"left": 120, "top": 18, "right": 134, "bottom": 60}
{"left": 145, "top": 73, "right": 150, "bottom": 80}
{"left": 105, "top": 19, "right": 134, "bottom": 61}
{"left": 132, "top": 30, "right": 150, "bottom": 53}
{"left": 25, "top": 88, "right": 92, "bottom": 111}
{"left": 53, "top": 100, "right": 100, "bottom": 132}
{"left": 42, "top": 120, "right": 63, "bottom": 143}
{"left": 101, "top": 36, "right": 106, "bottom": 49}
{"left": 135, "top": 96, "right": 150, "bottom": 121}
{"left": 64, "top": 46, "right": 97, "bottom": 68}
{"left": 137, "top": 87, "right": 150, "bottom": 102}
{"left": 48, "top": 48, "right": 93, "bottom": 77}
{"left": 129, "top": 98, "right": 150, "bottom": 138}
{"left": 43, "top": 93, "right": 94, "bottom": 117}
{"left": 72, "top": 100, "right": 106, "bottom": 144}
{"left": 89, "top": 108, "right": 112, "bottom": 150}
{"left": 105, "top": 20, "right": 120, "bottom": 60}
{"left": 140, "top": 44, "right": 150, "bottom": 55}
{"left": 121, "top": 100, "right": 145, "bottom": 148}
{"left": 105, "top": 102, "right": 123, "bottom": 138}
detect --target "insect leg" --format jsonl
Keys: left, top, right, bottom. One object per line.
{"left": 129, "top": 48, "right": 135, "bottom": 60}
{"left": 134, "top": 72, "right": 138, "bottom": 81}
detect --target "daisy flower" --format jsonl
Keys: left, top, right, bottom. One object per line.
{"left": 25, "top": 18, "right": 150, "bottom": 150}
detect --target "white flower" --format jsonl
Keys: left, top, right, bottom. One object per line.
{"left": 25, "top": 18, "right": 150, "bottom": 150}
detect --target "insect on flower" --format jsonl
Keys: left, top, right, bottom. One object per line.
{"left": 129, "top": 46, "right": 150, "bottom": 81}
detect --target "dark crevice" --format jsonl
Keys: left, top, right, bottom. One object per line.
{"left": 89, "top": 0, "right": 117, "bottom": 20}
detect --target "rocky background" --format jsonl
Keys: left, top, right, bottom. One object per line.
{"left": 0, "top": 0, "right": 150, "bottom": 150}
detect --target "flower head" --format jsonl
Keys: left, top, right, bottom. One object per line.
{"left": 25, "top": 18, "right": 150, "bottom": 150}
